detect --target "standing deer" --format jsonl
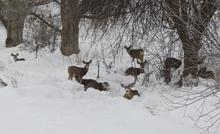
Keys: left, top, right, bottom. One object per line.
{"left": 76, "top": 78, "right": 110, "bottom": 91}
{"left": 124, "top": 45, "right": 144, "bottom": 63}
{"left": 11, "top": 53, "right": 25, "bottom": 62}
{"left": 163, "top": 57, "right": 182, "bottom": 84}
{"left": 68, "top": 60, "right": 92, "bottom": 83}
{"left": 125, "top": 60, "right": 148, "bottom": 78}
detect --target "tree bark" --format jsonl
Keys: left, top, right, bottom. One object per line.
{"left": 60, "top": 0, "right": 80, "bottom": 56}
{"left": 0, "top": 0, "right": 54, "bottom": 47}
{"left": 2, "top": 0, "right": 28, "bottom": 47}
{"left": 5, "top": 13, "right": 26, "bottom": 47}
{"left": 182, "top": 40, "right": 200, "bottom": 77}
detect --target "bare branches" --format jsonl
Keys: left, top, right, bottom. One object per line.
{"left": 30, "top": 11, "right": 61, "bottom": 32}
{"left": 29, "top": 0, "right": 54, "bottom": 7}
{"left": 163, "top": 87, "right": 220, "bottom": 132}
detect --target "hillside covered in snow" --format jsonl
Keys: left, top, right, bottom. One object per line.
{"left": 1, "top": 25, "right": 219, "bottom": 134}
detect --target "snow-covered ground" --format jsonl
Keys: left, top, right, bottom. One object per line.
{"left": 0, "top": 26, "right": 217, "bottom": 134}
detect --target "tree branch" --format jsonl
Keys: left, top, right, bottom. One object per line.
{"left": 193, "top": 0, "right": 219, "bottom": 34}
{"left": 30, "top": 0, "right": 54, "bottom": 7}
{"left": 30, "top": 11, "right": 61, "bottom": 32}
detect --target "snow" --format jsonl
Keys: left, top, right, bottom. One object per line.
{"left": 0, "top": 25, "right": 216, "bottom": 134}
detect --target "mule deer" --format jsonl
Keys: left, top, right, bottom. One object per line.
{"left": 124, "top": 45, "right": 144, "bottom": 63}
{"left": 68, "top": 60, "right": 92, "bottom": 83}
{"left": 11, "top": 53, "right": 25, "bottom": 62}
{"left": 76, "top": 78, "right": 110, "bottom": 91}
{"left": 125, "top": 60, "right": 147, "bottom": 77}
{"left": 198, "top": 67, "right": 215, "bottom": 79}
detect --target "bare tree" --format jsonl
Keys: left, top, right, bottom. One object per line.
{"left": 165, "top": 0, "right": 219, "bottom": 79}
{"left": 0, "top": 0, "right": 53, "bottom": 47}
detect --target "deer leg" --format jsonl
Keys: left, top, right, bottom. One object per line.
{"left": 77, "top": 76, "right": 82, "bottom": 84}
{"left": 84, "top": 85, "right": 88, "bottom": 91}
{"left": 130, "top": 58, "right": 134, "bottom": 67}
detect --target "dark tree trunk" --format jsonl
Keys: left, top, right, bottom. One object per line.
{"left": 0, "top": 0, "right": 53, "bottom": 47}
{"left": 182, "top": 39, "right": 201, "bottom": 78}
{"left": 5, "top": 14, "right": 26, "bottom": 47}
{"left": 60, "top": 0, "right": 80, "bottom": 56}
{"left": 4, "top": 0, "right": 28, "bottom": 47}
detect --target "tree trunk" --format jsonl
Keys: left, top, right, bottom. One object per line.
{"left": 4, "top": 0, "right": 28, "bottom": 47}
{"left": 5, "top": 14, "right": 25, "bottom": 47}
{"left": 60, "top": 0, "right": 80, "bottom": 56}
{"left": 182, "top": 39, "right": 201, "bottom": 78}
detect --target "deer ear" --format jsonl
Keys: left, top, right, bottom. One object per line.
{"left": 16, "top": 53, "right": 19, "bottom": 56}
{"left": 89, "top": 60, "right": 92, "bottom": 63}
{"left": 11, "top": 53, "right": 13, "bottom": 56}
{"left": 82, "top": 60, "right": 85, "bottom": 64}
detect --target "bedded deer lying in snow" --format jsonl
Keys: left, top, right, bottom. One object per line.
{"left": 76, "top": 78, "right": 110, "bottom": 91}
{"left": 68, "top": 60, "right": 92, "bottom": 83}
{"left": 123, "top": 88, "right": 140, "bottom": 100}
{"left": 11, "top": 53, "right": 25, "bottom": 62}
{"left": 124, "top": 45, "right": 144, "bottom": 63}
{"left": 125, "top": 60, "right": 147, "bottom": 77}
{"left": 121, "top": 77, "right": 140, "bottom": 100}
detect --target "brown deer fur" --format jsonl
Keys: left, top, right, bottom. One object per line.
{"left": 124, "top": 45, "right": 144, "bottom": 62}
{"left": 68, "top": 60, "right": 92, "bottom": 82}
{"left": 123, "top": 88, "right": 140, "bottom": 100}
{"left": 76, "top": 78, "right": 109, "bottom": 91}
{"left": 125, "top": 60, "right": 147, "bottom": 77}
{"left": 121, "top": 77, "right": 139, "bottom": 100}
